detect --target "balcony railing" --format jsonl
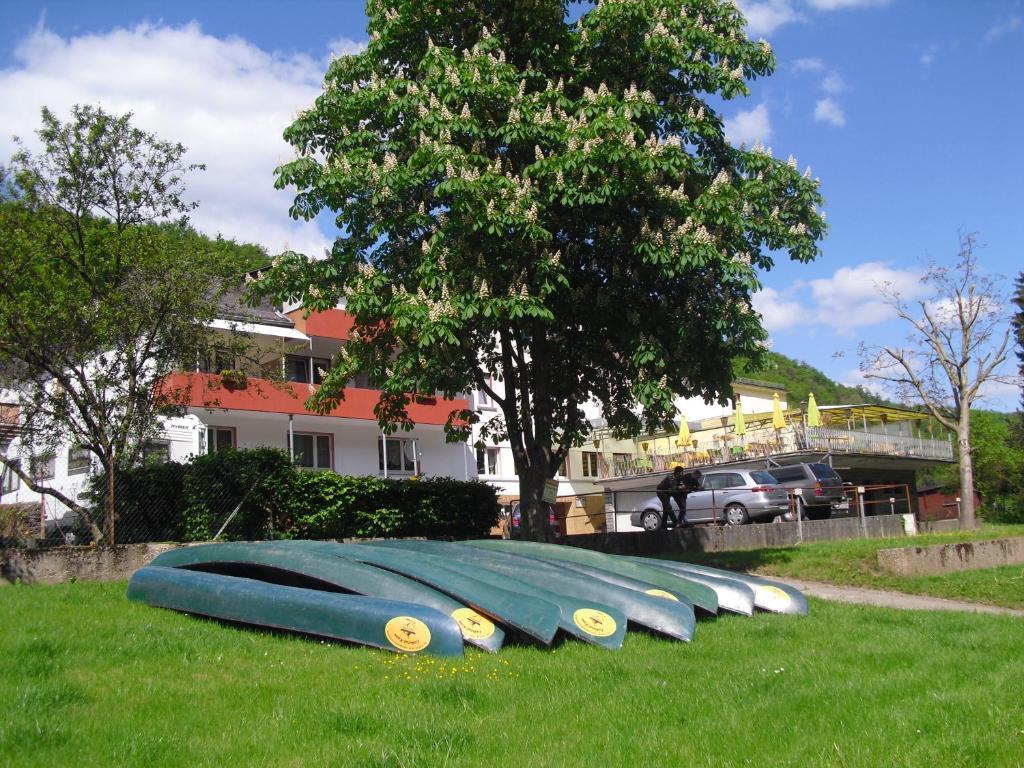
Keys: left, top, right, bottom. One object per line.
{"left": 604, "top": 424, "right": 953, "bottom": 479}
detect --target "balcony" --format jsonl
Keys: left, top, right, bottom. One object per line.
{"left": 158, "top": 372, "right": 468, "bottom": 426}
{"left": 603, "top": 423, "right": 953, "bottom": 480}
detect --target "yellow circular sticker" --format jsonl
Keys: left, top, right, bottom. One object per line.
{"left": 384, "top": 616, "right": 432, "bottom": 652}
{"left": 572, "top": 608, "right": 617, "bottom": 638}
{"left": 451, "top": 608, "right": 495, "bottom": 640}
{"left": 645, "top": 588, "right": 680, "bottom": 602}
{"left": 756, "top": 586, "right": 793, "bottom": 611}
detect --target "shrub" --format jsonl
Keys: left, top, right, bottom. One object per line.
{"left": 92, "top": 448, "right": 500, "bottom": 543}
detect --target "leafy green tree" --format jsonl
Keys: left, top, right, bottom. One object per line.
{"left": 0, "top": 106, "right": 264, "bottom": 545}
{"left": 735, "top": 351, "right": 892, "bottom": 408}
{"left": 860, "top": 234, "right": 1014, "bottom": 529}
{"left": 260, "top": 0, "right": 825, "bottom": 538}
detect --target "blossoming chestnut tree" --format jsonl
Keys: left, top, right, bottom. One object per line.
{"left": 260, "top": 0, "right": 826, "bottom": 539}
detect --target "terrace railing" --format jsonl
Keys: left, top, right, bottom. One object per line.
{"left": 605, "top": 424, "right": 953, "bottom": 479}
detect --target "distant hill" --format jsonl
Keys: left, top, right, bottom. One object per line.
{"left": 735, "top": 352, "right": 898, "bottom": 408}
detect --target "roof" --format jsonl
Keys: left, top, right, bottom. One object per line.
{"left": 817, "top": 404, "right": 931, "bottom": 424}
{"left": 733, "top": 377, "right": 787, "bottom": 392}
{"left": 159, "top": 372, "right": 468, "bottom": 426}
{"left": 216, "top": 282, "right": 294, "bottom": 328}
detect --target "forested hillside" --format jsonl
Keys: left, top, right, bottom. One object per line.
{"left": 734, "top": 352, "right": 894, "bottom": 407}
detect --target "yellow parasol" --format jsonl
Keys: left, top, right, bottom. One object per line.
{"left": 675, "top": 416, "right": 691, "bottom": 448}
{"left": 734, "top": 396, "right": 746, "bottom": 436}
{"left": 772, "top": 392, "right": 786, "bottom": 430}
{"left": 807, "top": 392, "right": 822, "bottom": 427}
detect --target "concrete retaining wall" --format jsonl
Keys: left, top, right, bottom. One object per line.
{"left": 1, "top": 543, "right": 181, "bottom": 585}
{"left": 565, "top": 514, "right": 906, "bottom": 557}
{"left": 877, "top": 537, "right": 1024, "bottom": 576}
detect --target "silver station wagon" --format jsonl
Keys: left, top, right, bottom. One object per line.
{"left": 629, "top": 469, "right": 791, "bottom": 529}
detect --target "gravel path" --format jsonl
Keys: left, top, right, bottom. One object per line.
{"left": 765, "top": 576, "right": 1024, "bottom": 617}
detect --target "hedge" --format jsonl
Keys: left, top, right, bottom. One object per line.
{"left": 90, "top": 448, "right": 500, "bottom": 542}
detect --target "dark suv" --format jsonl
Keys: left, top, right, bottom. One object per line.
{"left": 769, "top": 463, "right": 846, "bottom": 520}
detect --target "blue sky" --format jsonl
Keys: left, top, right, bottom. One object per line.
{"left": 2, "top": 0, "right": 1021, "bottom": 409}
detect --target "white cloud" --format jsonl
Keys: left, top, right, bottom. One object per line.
{"left": 737, "top": 1, "right": 804, "bottom": 36}
{"left": 813, "top": 97, "right": 846, "bottom": 126}
{"left": 738, "top": 0, "right": 889, "bottom": 36}
{"left": 985, "top": 15, "right": 1022, "bottom": 42}
{"left": 326, "top": 37, "right": 368, "bottom": 57}
{"left": 820, "top": 72, "right": 846, "bottom": 94}
{"left": 752, "top": 287, "right": 803, "bottom": 332}
{"left": 792, "top": 57, "right": 825, "bottom": 72}
{"left": 0, "top": 22, "right": 351, "bottom": 257}
{"left": 807, "top": 262, "right": 925, "bottom": 333}
{"left": 919, "top": 44, "right": 938, "bottom": 66}
{"left": 725, "top": 103, "right": 772, "bottom": 147}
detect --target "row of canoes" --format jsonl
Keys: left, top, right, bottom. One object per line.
{"left": 128, "top": 540, "right": 807, "bottom": 657}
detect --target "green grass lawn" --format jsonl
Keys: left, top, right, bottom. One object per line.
{"left": 678, "top": 523, "right": 1024, "bottom": 610}
{"left": 3, "top": 580, "right": 1024, "bottom": 767}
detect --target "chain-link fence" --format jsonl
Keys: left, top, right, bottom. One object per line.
{"left": 1, "top": 461, "right": 253, "bottom": 549}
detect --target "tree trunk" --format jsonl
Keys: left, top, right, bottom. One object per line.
{"left": 957, "top": 411, "right": 976, "bottom": 530}
{"left": 104, "top": 452, "right": 117, "bottom": 546}
{"left": 518, "top": 466, "right": 554, "bottom": 543}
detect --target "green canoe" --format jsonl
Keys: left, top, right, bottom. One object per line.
{"left": 127, "top": 565, "right": 464, "bottom": 657}
{"left": 639, "top": 560, "right": 809, "bottom": 615}
{"left": 273, "top": 540, "right": 562, "bottom": 646}
{"left": 368, "top": 541, "right": 628, "bottom": 650}
{"left": 468, "top": 540, "right": 720, "bottom": 615}
{"left": 624, "top": 557, "right": 756, "bottom": 616}
{"left": 370, "top": 540, "right": 696, "bottom": 642}
{"left": 150, "top": 542, "right": 505, "bottom": 652}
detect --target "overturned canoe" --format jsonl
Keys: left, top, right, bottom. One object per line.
{"left": 624, "top": 557, "right": 755, "bottom": 616}
{"left": 367, "top": 541, "right": 628, "bottom": 650}
{"left": 370, "top": 540, "right": 696, "bottom": 642}
{"left": 272, "top": 540, "right": 562, "bottom": 646}
{"left": 150, "top": 542, "right": 505, "bottom": 652}
{"left": 467, "top": 540, "right": 720, "bottom": 615}
{"left": 645, "top": 560, "right": 809, "bottom": 615}
{"left": 127, "top": 565, "right": 464, "bottom": 657}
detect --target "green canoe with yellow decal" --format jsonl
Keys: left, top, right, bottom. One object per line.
{"left": 127, "top": 565, "right": 464, "bottom": 656}
{"left": 468, "top": 540, "right": 720, "bottom": 615}
{"left": 150, "top": 542, "right": 505, "bottom": 652}
{"left": 370, "top": 540, "right": 695, "bottom": 642}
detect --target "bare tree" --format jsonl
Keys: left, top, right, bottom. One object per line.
{"left": 860, "top": 233, "right": 1015, "bottom": 528}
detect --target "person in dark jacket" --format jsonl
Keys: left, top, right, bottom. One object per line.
{"left": 657, "top": 467, "right": 688, "bottom": 527}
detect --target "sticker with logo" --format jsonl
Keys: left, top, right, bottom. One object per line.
{"left": 384, "top": 616, "right": 432, "bottom": 652}
{"left": 572, "top": 608, "right": 617, "bottom": 638}
{"left": 756, "top": 585, "right": 793, "bottom": 611}
{"left": 644, "top": 588, "right": 679, "bottom": 601}
{"left": 451, "top": 608, "right": 495, "bottom": 640}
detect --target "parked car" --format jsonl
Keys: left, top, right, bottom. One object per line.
{"left": 769, "top": 463, "right": 846, "bottom": 520}
{"left": 629, "top": 469, "right": 790, "bottom": 529}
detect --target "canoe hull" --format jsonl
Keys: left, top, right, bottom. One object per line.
{"left": 127, "top": 565, "right": 464, "bottom": 656}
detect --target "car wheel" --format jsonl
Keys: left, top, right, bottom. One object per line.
{"left": 725, "top": 504, "right": 749, "bottom": 526}
{"left": 640, "top": 509, "right": 663, "bottom": 532}
{"left": 794, "top": 497, "right": 810, "bottom": 521}
{"left": 808, "top": 505, "right": 831, "bottom": 521}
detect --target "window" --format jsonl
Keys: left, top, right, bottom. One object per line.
{"left": 704, "top": 472, "right": 745, "bottom": 490}
{"left": 378, "top": 437, "right": 417, "bottom": 474}
{"left": 142, "top": 440, "right": 171, "bottom": 464}
{"left": 199, "top": 348, "right": 235, "bottom": 374}
{"left": 477, "top": 377, "right": 495, "bottom": 408}
{"left": 476, "top": 447, "right": 499, "bottom": 476}
{"left": 750, "top": 471, "right": 779, "bottom": 485}
{"left": 285, "top": 355, "right": 330, "bottom": 385}
{"left": 2, "top": 461, "right": 20, "bottom": 493}
{"left": 293, "top": 433, "right": 332, "bottom": 470}
{"left": 349, "top": 371, "right": 373, "bottom": 389}
{"left": 206, "top": 427, "right": 235, "bottom": 454}
{"left": 30, "top": 454, "right": 55, "bottom": 481}
{"left": 581, "top": 451, "right": 599, "bottom": 478}
{"left": 68, "top": 446, "right": 91, "bottom": 475}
